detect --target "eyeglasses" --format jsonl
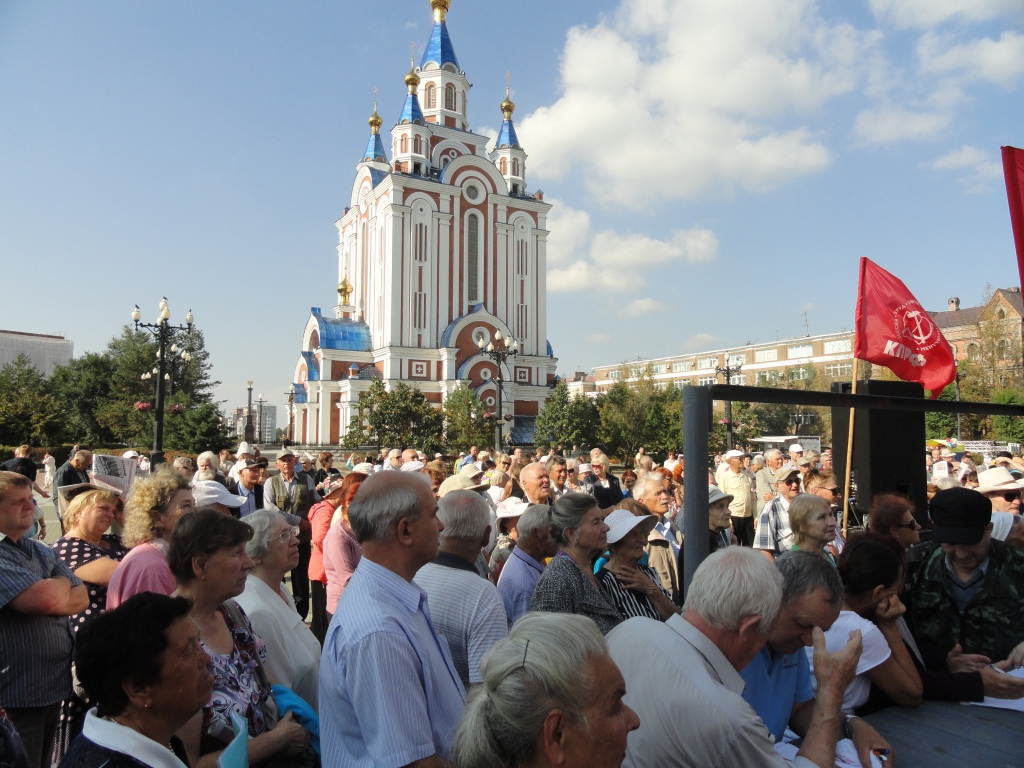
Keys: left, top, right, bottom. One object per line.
{"left": 999, "top": 492, "right": 1022, "bottom": 502}
{"left": 272, "top": 526, "right": 300, "bottom": 544}
{"left": 892, "top": 519, "right": 922, "bottom": 531}
{"left": 782, "top": 477, "right": 801, "bottom": 485}
{"left": 822, "top": 487, "right": 841, "bottom": 496}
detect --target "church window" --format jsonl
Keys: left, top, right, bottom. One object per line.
{"left": 426, "top": 84, "right": 436, "bottom": 109}
{"left": 516, "top": 303, "right": 528, "bottom": 341}
{"left": 512, "top": 159, "right": 520, "bottom": 176}
{"left": 400, "top": 135, "right": 408, "bottom": 153}
{"left": 499, "top": 158, "right": 508, "bottom": 175}
{"left": 414, "top": 136, "right": 422, "bottom": 154}
{"left": 967, "top": 343, "right": 980, "bottom": 361}
{"left": 998, "top": 308, "right": 1006, "bottom": 319}
{"left": 516, "top": 239, "right": 528, "bottom": 276}
{"left": 445, "top": 84, "right": 456, "bottom": 110}
{"left": 413, "top": 292, "right": 427, "bottom": 329}
{"left": 467, "top": 214, "right": 479, "bottom": 302}
{"left": 414, "top": 222, "right": 429, "bottom": 262}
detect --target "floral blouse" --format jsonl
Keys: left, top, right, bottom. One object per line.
{"left": 52, "top": 534, "right": 127, "bottom": 632}
{"left": 200, "top": 603, "right": 269, "bottom": 754}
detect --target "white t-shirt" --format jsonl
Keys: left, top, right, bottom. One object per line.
{"left": 805, "top": 610, "right": 891, "bottom": 712}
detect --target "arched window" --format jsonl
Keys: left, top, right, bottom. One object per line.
{"left": 998, "top": 308, "right": 1007, "bottom": 319}
{"left": 967, "top": 343, "right": 980, "bottom": 361}
{"left": 426, "top": 83, "right": 436, "bottom": 109}
{"left": 445, "top": 84, "right": 456, "bottom": 110}
{"left": 400, "top": 135, "right": 408, "bottom": 153}
{"left": 499, "top": 158, "right": 508, "bottom": 175}
{"left": 512, "top": 159, "right": 520, "bottom": 176}
{"left": 467, "top": 213, "right": 479, "bottom": 303}
{"left": 998, "top": 339, "right": 1010, "bottom": 359}
{"left": 414, "top": 136, "right": 422, "bottom": 154}
{"left": 414, "top": 222, "right": 429, "bottom": 262}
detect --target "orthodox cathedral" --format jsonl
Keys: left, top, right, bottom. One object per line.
{"left": 288, "top": 0, "right": 557, "bottom": 446}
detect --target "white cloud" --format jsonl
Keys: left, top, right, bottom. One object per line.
{"left": 684, "top": 333, "right": 719, "bottom": 350}
{"left": 623, "top": 298, "right": 668, "bottom": 317}
{"left": 926, "top": 144, "right": 1004, "bottom": 191}
{"left": 868, "top": 0, "right": 1022, "bottom": 29}
{"left": 588, "top": 333, "right": 611, "bottom": 342}
{"left": 518, "top": 0, "right": 875, "bottom": 207}
{"left": 476, "top": 126, "right": 498, "bottom": 155}
{"left": 918, "top": 31, "right": 1024, "bottom": 87}
{"left": 802, "top": 303, "right": 820, "bottom": 312}
{"left": 852, "top": 106, "right": 951, "bottom": 143}
{"left": 545, "top": 199, "right": 719, "bottom": 293}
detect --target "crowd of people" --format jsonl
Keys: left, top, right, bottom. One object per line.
{"left": 2, "top": 437, "right": 1024, "bottom": 768}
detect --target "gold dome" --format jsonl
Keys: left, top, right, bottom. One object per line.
{"left": 405, "top": 68, "right": 421, "bottom": 94}
{"left": 368, "top": 110, "right": 382, "bottom": 134}
{"left": 501, "top": 95, "right": 515, "bottom": 121}
{"left": 337, "top": 276, "right": 354, "bottom": 305}
{"left": 431, "top": 0, "right": 450, "bottom": 22}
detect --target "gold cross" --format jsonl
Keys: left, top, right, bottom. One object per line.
{"left": 505, "top": 71, "right": 511, "bottom": 93}
{"left": 373, "top": 87, "right": 378, "bottom": 111}
{"left": 411, "top": 42, "right": 416, "bottom": 67}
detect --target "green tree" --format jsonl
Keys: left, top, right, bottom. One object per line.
{"left": 0, "top": 355, "right": 65, "bottom": 444}
{"left": 48, "top": 352, "right": 117, "bottom": 443}
{"left": 533, "top": 380, "right": 600, "bottom": 451}
{"left": 343, "top": 380, "right": 445, "bottom": 454}
{"left": 992, "top": 389, "right": 1024, "bottom": 444}
{"left": 442, "top": 383, "right": 494, "bottom": 452}
{"left": 596, "top": 371, "right": 673, "bottom": 464}
{"left": 925, "top": 386, "right": 959, "bottom": 440}
{"left": 163, "top": 397, "right": 233, "bottom": 453}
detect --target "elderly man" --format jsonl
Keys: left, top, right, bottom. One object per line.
{"left": 905, "top": 487, "right": 1024, "bottom": 671}
{"left": 545, "top": 455, "right": 570, "bottom": 500}
{"left": 227, "top": 458, "right": 264, "bottom": 517}
{"left": 456, "top": 446, "right": 478, "bottom": 471}
{"left": 784, "top": 443, "right": 805, "bottom": 470}
{"left": 607, "top": 547, "right": 863, "bottom": 768}
{"left": 53, "top": 449, "right": 90, "bottom": 494}
{"left": 975, "top": 467, "right": 1023, "bottom": 513}
{"left": 265, "top": 447, "right": 320, "bottom": 618}
{"left": 755, "top": 468, "right": 803, "bottom": 561}
{"left": 720, "top": 450, "right": 757, "bottom": 547}
{"left": 519, "top": 462, "right": 551, "bottom": 505}
{"left": 635, "top": 473, "right": 683, "bottom": 606}
{"left": 320, "top": 471, "right": 465, "bottom": 767}
{"left": 756, "top": 449, "right": 784, "bottom": 516}
{"left": 193, "top": 451, "right": 227, "bottom": 487}
{"left": 226, "top": 442, "right": 255, "bottom": 483}
{"left": 677, "top": 486, "right": 734, "bottom": 580}
{"left": 0, "top": 472, "right": 89, "bottom": 768}
{"left": 414, "top": 491, "right": 508, "bottom": 689}
{"left": 383, "top": 448, "right": 403, "bottom": 470}
{"left": 741, "top": 551, "right": 892, "bottom": 767}
{"left": 496, "top": 503, "right": 558, "bottom": 625}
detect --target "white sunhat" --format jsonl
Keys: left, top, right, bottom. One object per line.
{"left": 975, "top": 466, "right": 1024, "bottom": 495}
{"left": 122, "top": 450, "right": 140, "bottom": 459}
{"left": 236, "top": 442, "right": 254, "bottom": 456}
{"left": 401, "top": 460, "right": 425, "bottom": 472}
{"left": 604, "top": 509, "right": 657, "bottom": 544}
{"left": 460, "top": 464, "right": 486, "bottom": 481}
{"left": 351, "top": 462, "right": 375, "bottom": 475}
{"left": 192, "top": 480, "right": 246, "bottom": 509}
{"left": 496, "top": 498, "right": 531, "bottom": 519}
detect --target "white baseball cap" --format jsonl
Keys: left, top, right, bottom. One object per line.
{"left": 788, "top": 443, "right": 804, "bottom": 453}
{"left": 236, "top": 442, "right": 254, "bottom": 456}
{"left": 401, "top": 460, "right": 425, "bottom": 472}
{"left": 724, "top": 449, "right": 744, "bottom": 459}
{"left": 192, "top": 481, "right": 246, "bottom": 509}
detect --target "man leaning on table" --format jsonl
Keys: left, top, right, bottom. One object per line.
{"left": 608, "top": 547, "right": 865, "bottom": 768}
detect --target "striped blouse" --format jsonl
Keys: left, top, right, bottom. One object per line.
{"left": 596, "top": 563, "right": 671, "bottom": 621}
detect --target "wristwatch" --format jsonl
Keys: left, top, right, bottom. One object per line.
{"left": 842, "top": 714, "right": 859, "bottom": 740}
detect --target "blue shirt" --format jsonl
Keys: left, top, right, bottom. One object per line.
{"left": 739, "top": 644, "right": 814, "bottom": 742}
{"left": 319, "top": 558, "right": 465, "bottom": 768}
{"left": 496, "top": 546, "right": 546, "bottom": 627}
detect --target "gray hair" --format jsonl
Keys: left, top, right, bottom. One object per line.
{"left": 775, "top": 550, "right": 843, "bottom": 608}
{"left": 545, "top": 455, "right": 567, "bottom": 471}
{"left": 765, "top": 448, "right": 783, "bottom": 461}
{"left": 516, "top": 504, "right": 552, "bottom": 542}
{"left": 194, "top": 469, "right": 218, "bottom": 482}
{"left": 453, "top": 613, "right": 606, "bottom": 768}
{"left": 632, "top": 472, "right": 665, "bottom": 502}
{"left": 244, "top": 509, "right": 288, "bottom": 560}
{"left": 550, "top": 492, "right": 598, "bottom": 546}
{"left": 751, "top": 455, "right": 765, "bottom": 471}
{"left": 438, "top": 491, "right": 490, "bottom": 541}
{"left": 489, "top": 470, "right": 509, "bottom": 488}
{"left": 935, "top": 476, "right": 959, "bottom": 491}
{"left": 196, "top": 451, "right": 219, "bottom": 470}
{"left": 172, "top": 457, "right": 192, "bottom": 470}
{"left": 683, "top": 547, "right": 783, "bottom": 636}
{"left": 347, "top": 471, "right": 431, "bottom": 543}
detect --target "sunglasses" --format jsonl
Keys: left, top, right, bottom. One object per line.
{"left": 782, "top": 477, "right": 801, "bottom": 485}
{"left": 892, "top": 520, "right": 921, "bottom": 531}
{"left": 999, "top": 491, "right": 1022, "bottom": 502}
{"left": 822, "top": 487, "right": 841, "bottom": 496}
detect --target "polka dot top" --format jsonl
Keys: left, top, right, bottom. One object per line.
{"left": 52, "top": 535, "right": 128, "bottom": 632}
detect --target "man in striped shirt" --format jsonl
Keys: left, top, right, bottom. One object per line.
{"left": 320, "top": 471, "right": 465, "bottom": 768}
{"left": 0, "top": 472, "right": 88, "bottom": 768}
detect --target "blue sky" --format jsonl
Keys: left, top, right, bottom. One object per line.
{"left": 2, "top": 0, "right": 1023, "bottom": 416}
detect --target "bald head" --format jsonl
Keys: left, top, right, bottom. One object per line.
{"left": 347, "top": 471, "right": 433, "bottom": 543}
{"left": 520, "top": 462, "right": 551, "bottom": 505}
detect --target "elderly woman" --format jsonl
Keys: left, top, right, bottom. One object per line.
{"left": 323, "top": 473, "right": 368, "bottom": 616}
{"left": 171, "top": 510, "right": 311, "bottom": 767}
{"left": 789, "top": 494, "right": 839, "bottom": 564}
{"left": 314, "top": 451, "right": 340, "bottom": 489}
{"left": 619, "top": 469, "right": 637, "bottom": 498}
{"left": 589, "top": 454, "right": 623, "bottom": 509}
{"left": 491, "top": 499, "right": 528, "bottom": 570}
{"left": 51, "top": 488, "right": 129, "bottom": 761}
{"left": 308, "top": 476, "right": 347, "bottom": 644}
{"left": 453, "top": 612, "right": 639, "bottom": 768}
{"left": 486, "top": 470, "right": 509, "bottom": 506}
{"left": 596, "top": 509, "right": 679, "bottom": 621}
{"left": 530, "top": 493, "right": 621, "bottom": 634}
{"left": 235, "top": 510, "right": 322, "bottom": 711}
{"left": 107, "top": 469, "right": 195, "bottom": 609}
{"left": 868, "top": 493, "right": 921, "bottom": 551}
{"left": 61, "top": 593, "right": 214, "bottom": 767}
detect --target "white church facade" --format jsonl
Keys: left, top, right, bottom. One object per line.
{"left": 289, "top": 0, "right": 557, "bottom": 446}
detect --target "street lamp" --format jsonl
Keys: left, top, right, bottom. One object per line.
{"left": 283, "top": 388, "right": 296, "bottom": 444}
{"left": 132, "top": 299, "right": 194, "bottom": 466}
{"left": 256, "top": 393, "right": 266, "bottom": 444}
{"left": 245, "top": 382, "right": 255, "bottom": 443}
{"left": 475, "top": 328, "right": 519, "bottom": 452}
{"left": 715, "top": 354, "right": 742, "bottom": 451}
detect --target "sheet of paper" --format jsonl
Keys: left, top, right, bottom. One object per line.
{"left": 90, "top": 453, "right": 136, "bottom": 494}
{"left": 931, "top": 461, "right": 950, "bottom": 479}
{"left": 774, "top": 741, "right": 799, "bottom": 762}
{"left": 972, "top": 666, "right": 1024, "bottom": 712}
{"left": 774, "top": 739, "right": 882, "bottom": 767}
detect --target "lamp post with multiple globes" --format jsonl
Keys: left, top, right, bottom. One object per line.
{"left": 474, "top": 328, "right": 519, "bottom": 452}
{"left": 133, "top": 299, "right": 194, "bottom": 466}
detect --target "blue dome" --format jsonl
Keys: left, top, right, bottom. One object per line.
{"left": 362, "top": 133, "right": 387, "bottom": 163}
{"left": 311, "top": 307, "right": 371, "bottom": 352}
{"left": 400, "top": 92, "right": 424, "bottom": 125}
{"left": 496, "top": 119, "right": 520, "bottom": 149}
{"left": 421, "top": 20, "right": 460, "bottom": 70}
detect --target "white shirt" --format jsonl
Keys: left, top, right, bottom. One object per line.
{"left": 805, "top": 610, "right": 890, "bottom": 712}
{"left": 234, "top": 576, "right": 322, "bottom": 711}
{"left": 664, "top": 458, "right": 679, "bottom": 473}
{"left": 81, "top": 709, "right": 187, "bottom": 768}
{"left": 607, "top": 615, "right": 814, "bottom": 768}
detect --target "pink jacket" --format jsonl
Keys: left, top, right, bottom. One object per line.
{"left": 106, "top": 541, "right": 175, "bottom": 610}
{"left": 322, "top": 519, "right": 362, "bottom": 614}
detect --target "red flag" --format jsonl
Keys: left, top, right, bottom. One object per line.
{"left": 854, "top": 257, "right": 956, "bottom": 398}
{"left": 1003, "top": 146, "right": 1024, "bottom": 290}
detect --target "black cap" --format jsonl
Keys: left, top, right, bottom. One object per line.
{"left": 929, "top": 488, "right": 992, "bottom": 545}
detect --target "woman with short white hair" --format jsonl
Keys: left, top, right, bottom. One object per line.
{"left": 234, "top": 509, "right": 322, "bottom": 710}
{"left": 453, "top": 613, "right": 639, "bottom": 768}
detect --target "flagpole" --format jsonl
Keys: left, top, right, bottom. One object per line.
{"left": 842, "top": 358, "right": 859, "bottom": 538}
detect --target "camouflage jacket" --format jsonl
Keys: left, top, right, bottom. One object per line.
{"left": 904, "top": 539, "right": 1024, "bottom": 668}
